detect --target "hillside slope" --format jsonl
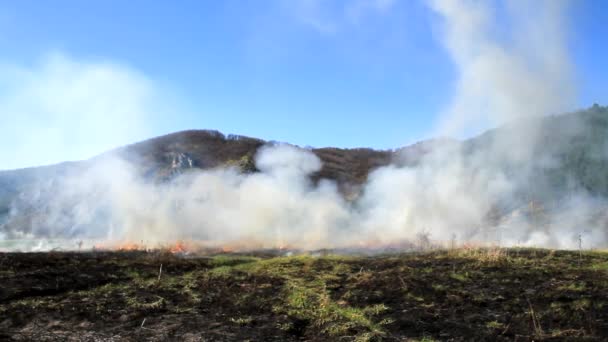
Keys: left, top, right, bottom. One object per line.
{"left": 1, "top": 104, "right": 608, "bottom": 240}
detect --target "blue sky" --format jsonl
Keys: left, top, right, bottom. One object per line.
{"left": 0, "top": 0, "right": 607, "bottom": 169}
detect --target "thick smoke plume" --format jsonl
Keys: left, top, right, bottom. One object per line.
{"left": 2, "top": 0, "right": 607, "bottom": 251}
{"left": 0, "top": 53, "right": 166, "bottom": 170}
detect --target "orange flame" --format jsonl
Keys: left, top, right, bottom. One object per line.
{"left": 168, "top": 241, "right": 189, "bottom": 254}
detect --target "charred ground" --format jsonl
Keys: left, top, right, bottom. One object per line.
{"left": 1, "top": 248, "right": 607, "bottom": 341}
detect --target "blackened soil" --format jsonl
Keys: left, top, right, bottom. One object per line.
{"left": 0, "top": 249, "right": 607, "bottom": 341}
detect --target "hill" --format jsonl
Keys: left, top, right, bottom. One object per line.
{"left": 1, "top": 104, "right": 608, "bottom": 243}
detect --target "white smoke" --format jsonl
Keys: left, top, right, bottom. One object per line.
{"left": 3, "top": 145, "right": 353, "bottom": 250}
{"left": 5, "top": 137, "right": 607, "bottom": 251}
{"left": 2, "top": 0, "right": 607, "bottom": 252}
{"left": 428, "top": 0, "right": 575, "bottom": 137}
{"left": 0, "top": 52, "right": 167, "bottom": 170}
{"left": 366, "top": 0, "right": 604, "bottom": 249}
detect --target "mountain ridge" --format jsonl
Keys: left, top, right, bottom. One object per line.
{"left": 2, "top": 104, "right": 608, "bottom": 240}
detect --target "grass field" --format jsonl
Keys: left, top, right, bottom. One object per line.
{"left": 1, "top": 248, "right": 607, "bottom": 341}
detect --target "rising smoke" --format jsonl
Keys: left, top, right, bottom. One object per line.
{"left": 2, "top": 0, "right": 607, "bottom": 251}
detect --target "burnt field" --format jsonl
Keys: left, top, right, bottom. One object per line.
{"left": 0, "top": 249, "right": 607, "bottom": 341}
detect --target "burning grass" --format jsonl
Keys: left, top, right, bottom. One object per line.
{"left": 1, "top": 248, "right": 607, "bottom": 341}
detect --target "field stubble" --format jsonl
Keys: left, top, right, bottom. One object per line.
{"left": 0, "top": 248, "right": 607, "bottom": 341}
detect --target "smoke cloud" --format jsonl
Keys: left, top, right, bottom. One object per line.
{"left": 429, "top": 0, "right": 575, "bottom": 137}
{"left": 0, "top": 53, "right": 165, "bottom": 170}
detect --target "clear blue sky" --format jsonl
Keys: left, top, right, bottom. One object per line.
{"left": 0, "top": 0, "right": 607, "bottom": 169}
